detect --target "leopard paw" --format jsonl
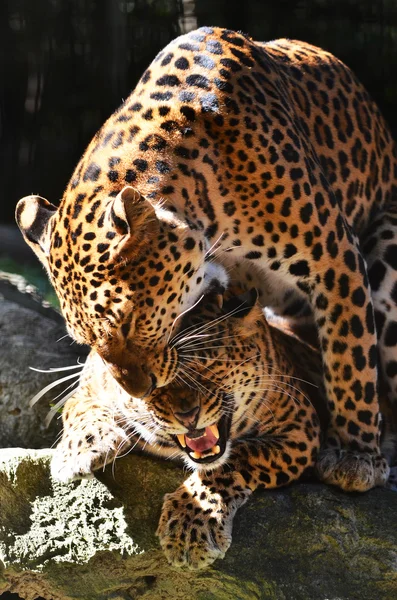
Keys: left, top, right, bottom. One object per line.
{"left": 315, "top": 448, "right": 390, "bottom": 492}
{"left": 156, "top": 474, "right": 244, "bottom": 569}
{"left": 51, "top": 425, "right": 129, "bottom": 483}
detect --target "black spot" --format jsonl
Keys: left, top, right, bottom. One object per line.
{"left": 142, "top": 108, "right": 153, "bottom": 120}
{"left": 312, "top": 243, "right": 323, "bottom": 261}
{"left": 151, "top": 91, "right": 173, "bottom": 102}
{"left": 134, "top": 159, "right": 148, "bottom": 172}
{"left": 252, "top": 235, "right": 264, "bottom": 247}
{"left": 184, "top": 237, "right": 196, "bottom": 250}
{"left": 214, "top": 78, "right": 233, "bottom": 94}
{"left": 350, "top": 315, "right": 364, "bottom": 338}
{"left": 284, "top": 244, "right": 297, "bottom": 258}
{"left": 300, "top": 204, "right": 313, "bottom": 224}
{"left": 206, "top": 40, "right": 223, "bottom": 55}
{"left": 161, "top": 53, "right": 173, "bottom": 66}
{"left": 333, "top": 341, "right": 347, "bottom": 354}
{"left": 107, "top": 170, "right": 118, "bottom": 182}
{"left": 142, "top": 69, "right": 151, "bottom": 83}
{"left": 149, "top": 276, "right": 160, "bottom": 286}
{"left": 158, "top": 106, "right": 171, "bottom": 117}
{"left": 179, "top": 91, "right": 196, "bottom": 103}
{"left": 344, "top": 250, "right": 357, "bottom": 272}
{"left": 156, "top": 161, "right": 170, "bottom": 174}
{"left": 223, "top": 201, "right": 236, "bottom": 216}
{"left": 289, "top": 260, "right": 310, "bottom": 277}
{"left": 357, "top": 410, "right": 372, "bottom": 425}
{"left": 338, "top": 274, "right": 349, "bottom": 298}
{"left": 324, "top": 268, "right": 335, "bottom": 291}
{"left": 351, "top": 287, "right": 366, "bottom": 307}
{"left": 220, "top": 57, "right": 242, "bottom": 72}
{"left": 186, "top": 74, "right": 210, "bottom": 89}
{"left": 83, "top": 163, "right": 101, "bottom": 182}
{"left": 347, "top": 421, "right": 360, "bottom": 436}
{"left": 175, "top": 57, "right": 189, "bottom": 70}
{"left": 129, "top": 102, "right": 142, "bottom": 112}
{"left": 125, "top": 169, "right": 137, "bottom": 183}
{"left": 156, "top": 75, "right": 181, "bottom": 87}
{"left": 352, "top": 346, "right": 366, "bottom": 370}
{"left": 180, "top": 106, "right": 196, "bottom": 121}
{"left": 245, "top": 251, "right": 262, "bottom": 259}
{"left": 194, "top": 54, "right": 215, "bottom": 70}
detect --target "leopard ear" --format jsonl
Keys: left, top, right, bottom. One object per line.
{"left": 104, "top": 186, "right": 157, "bottom": 256}
{"left": 15, "top": 195, "right": 57, "bottom": 265}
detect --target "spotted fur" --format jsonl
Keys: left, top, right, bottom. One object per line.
{"left": 17, "top": 27, "right": 397, "bottom": 491}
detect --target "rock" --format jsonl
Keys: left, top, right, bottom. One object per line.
{"left": 0, "top": 273, "right": 88, "bottom": 448}
{"left": 0, "top": 448, "right": 396, "bottom": 600}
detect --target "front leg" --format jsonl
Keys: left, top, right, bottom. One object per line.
{"left": 157, "top": 469, "right": 250, "bottom": 570}
{"left": 51, "top": 390, "right": 130, "bottom": 483}
{"left": 157, "top": 408, "right": 320, "bottom": 569}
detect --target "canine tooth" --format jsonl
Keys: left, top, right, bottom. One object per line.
{"left": 190, "top": 451, "right": 202, "bottom": 460}
{"left": 216, "top": 294, "right": 223, "bottom": 309}
{"left": 177, "top": 434, "right": 186, "bottom": 448}
{"left": 211, "top": 445, "right": 221, "bottom": 455}
{"left": 209, "top": 424, "right": 219, "bottom": 439}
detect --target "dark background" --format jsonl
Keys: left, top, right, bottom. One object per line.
{"left": 1, "top": 0, "right": 397, "bottom": 223}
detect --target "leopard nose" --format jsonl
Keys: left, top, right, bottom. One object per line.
{"left": 173, "top": 406, "right": 200, "bottom": 428}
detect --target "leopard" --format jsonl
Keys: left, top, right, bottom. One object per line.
{"left": 16, "top": 26, "right": 397, "bottom": 492}
{"left": 51, "top": 287, "right": 324, "bottom": 569}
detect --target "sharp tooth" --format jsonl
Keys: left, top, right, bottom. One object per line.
{"left": 211, "top": 445, "right": 221, "bottom": 455}
{"left": 177, "top": 434, "right": 186, "bottom": 448}
{"left": 190, "top": 451, "right": 202, "bottom": 460}
{"left": 216, "top": 294, "right": 223, "bottom": 309}
{"left": 209, "top": 424, "right": 219, "bottom": 439}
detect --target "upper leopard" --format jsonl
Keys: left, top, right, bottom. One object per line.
{"left": 15, "top": 26, "right": 397, "bottom": 405}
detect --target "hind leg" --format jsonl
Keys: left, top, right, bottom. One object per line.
{"left": 315, "top": 210, "right": 397, "bottom": 491}
{"left": 321, "top": 208, "right": 397, "bottom": 490}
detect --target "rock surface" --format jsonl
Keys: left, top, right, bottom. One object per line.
{"left": 0, "top": 273, "right": 88, "bottom": 448}
{"left": 0, "top": 448, "right": 396, "bottom": 600}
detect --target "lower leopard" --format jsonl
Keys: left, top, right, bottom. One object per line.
{"left": 51, "top": 288, "right": 395, "bottom": 568}
{"left": 52, "top": 288, "right": 323, "bottom": 568}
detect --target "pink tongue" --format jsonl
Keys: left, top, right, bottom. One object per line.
{"left": 185, "top": 427, "right": 218, "bottom": 453}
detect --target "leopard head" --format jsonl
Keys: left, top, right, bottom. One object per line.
{"left": 16, "top": 186, "right": 228, "bottom": 398}
{"left": 115, "top": 287, "right": 265, "bottom": 471}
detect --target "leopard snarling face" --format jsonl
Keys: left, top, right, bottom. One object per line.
{"left": 112, "top": 288, "right": 281, "bottom": 471}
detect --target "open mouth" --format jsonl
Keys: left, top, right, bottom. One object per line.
{"left": 174, "top": 413, "right": 231, "bottom": 464}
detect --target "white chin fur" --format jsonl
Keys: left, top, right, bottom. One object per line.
{"left": 182, "top": 440, "right": 232, "bottom": 472}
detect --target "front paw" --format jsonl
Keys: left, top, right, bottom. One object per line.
{"left": 51, "top": 426, "right": 129, "bottom": 483}
{"left": 315, "top": 448, "right": 390, "bottom": 492}
{"left": 156, "top": 472, "right": 245, "bottom": 569}
{"left": 51, "top": 446, "right": 98, "bottom": 483}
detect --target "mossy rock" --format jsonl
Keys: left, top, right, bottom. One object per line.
{"left": 0, "top": 448, "right": 396, "bottom": 600}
